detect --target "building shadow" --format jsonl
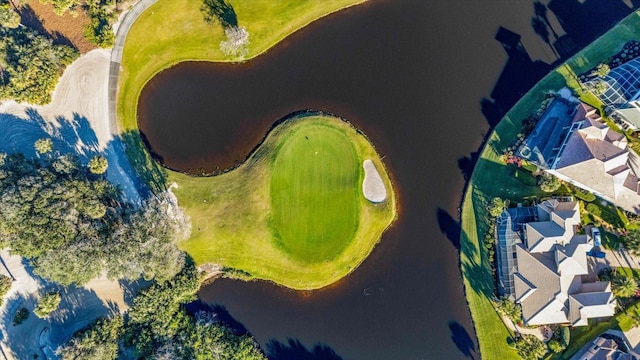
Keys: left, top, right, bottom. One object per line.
{"left": 265, "top": 338, "right": 343, "bottom": 360}
{"left": 449, "top": 321, "right": 477, "bottom": 359}
{"left": 482, "top": 27, "right": 552, "bottom": 128}
{"left": 547, "top": 0, "right": 636, "bottom": 53}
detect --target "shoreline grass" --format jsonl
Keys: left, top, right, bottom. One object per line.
{"left": 460, "top": 9, "right": 640, "bottom": 359}
{"left": 172, "top": 114, "right": 396, "bottom": 290}
{"left": 117, "top": 0, "right": 367, "bottom": 133}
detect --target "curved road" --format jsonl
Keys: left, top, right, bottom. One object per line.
{"left": 108, "top": 0, "right": 158, "bottom": 136}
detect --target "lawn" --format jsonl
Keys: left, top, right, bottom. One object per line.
{"left": 173, "top": 114, "right": 396, "bottom": 290}
{"left": 460, "top": 9, "right": 640, "bottom": 360}
{"left": 117, "top": 0, "right": 366, "bottom": 132}
{"left": 270, "top": 123, "right": 359, "bottom": 263}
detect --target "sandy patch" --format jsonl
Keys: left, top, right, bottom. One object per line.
{"left": 362, "top": 159, "right": 387, "bottom": 203}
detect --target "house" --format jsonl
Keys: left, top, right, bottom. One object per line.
{"left": 584, "top": 57, "right": 640, "bottom": 131}
{"left": 577, "top": 336, "right": 633, "bottom": 360}
{"left": 518, "top": 99, "right": 640, "bottom": 214}
{"left": 496, "top": 199, "right": 616, "bottom": 326}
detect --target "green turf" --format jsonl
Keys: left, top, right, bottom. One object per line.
{"left": 117, "top": 0, "right": 366, "bottom": 132}
{"left": 172, "top": 114, "right": 396, "bottom": 289}
{"left": 270, "top": 124, "right": 359, "bottom": 263}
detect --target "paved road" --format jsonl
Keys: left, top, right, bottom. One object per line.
{"left": 108, "top": 0, "right": 158, "bottom": 136}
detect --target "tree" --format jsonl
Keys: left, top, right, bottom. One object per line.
{"left": 0, "top": 27, "right": 78, "bottom": 104}
{"left": 538, "top": 173, "right": 561, "bottom": 193}
{"left": 34, "top": 138, "right": 53, "bottom": 155}
{"left": 594, "top": 63, "right": 611, "bottom": 78}
{"left": 220, "top": 26, "right": 249, "bottom": 58}
{"left": 613, "top": 276, "right": 638, "bottom": 298}
{"left": 34, "top": 292, "right": 62, "bottom": 318}
{"left": 622, "top": 229, "right": 640, "bottom": 255}
{"left": 488, "top": 197, "right": 509, "bottom": 217}
{"left": 88, "top": 155, "right": 108, "bottom": 174}
{"left": 57, "top": 317, "right": 123, "bottom": 360}
{"left": 0, "top": 3, "right": 20, "bottom": 29}
{"left": 41, "top": 0, "right": 80, "bottom": 15}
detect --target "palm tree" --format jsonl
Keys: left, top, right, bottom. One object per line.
{"left": 614, "top": 276, "right": 638, "bottom": 298}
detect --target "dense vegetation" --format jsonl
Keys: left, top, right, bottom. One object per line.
{"left": 0, "top": 0, "right": 20, "bottom": 28}
{"left": 0, "top": 27, "right": 78, "bottom": 104}
{"left": 59, "top": 264, "right": 266, "bottom": 359}
{"left": 0, "top": 152, "right": 188, "bottom": 285}
{"left": 84, "top": 0, "right": 116, "bottom": 48}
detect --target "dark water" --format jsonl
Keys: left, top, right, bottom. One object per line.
{"left": 138, "top": 0, "right": 639, "bottom": 358}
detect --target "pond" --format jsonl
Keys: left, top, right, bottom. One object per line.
{"left": 138, "top": 0, "right": 638, "bottom": 358}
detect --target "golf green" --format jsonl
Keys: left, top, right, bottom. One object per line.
{"left": 270, "top": 123, "right": 359, "bottom": 263}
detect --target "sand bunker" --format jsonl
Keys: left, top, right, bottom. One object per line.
{"left": 362, "top": 159, "right": 387, "bottom": 203}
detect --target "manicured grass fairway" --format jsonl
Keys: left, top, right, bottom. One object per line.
{"left": 172, "top": 115, "right": 395, "bottom": 290}
{"left": 459, "top": 10, "right": 640, "bottom": 360}
{"left": 270, "top": 124, "right": 359, "bottom": 263}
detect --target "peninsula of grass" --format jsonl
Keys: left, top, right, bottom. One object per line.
{"left": 171, "top": 114, "right": 396, "bottom": 290}
{"left": 460, "top": 10, "right": 640, "bottom": 360}
{"left": 117, "top": 0, "right": 366, "bottom": 132}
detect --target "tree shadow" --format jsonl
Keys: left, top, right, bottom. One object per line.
{"left": 437, "top": 208, "right": 462, "bottom": 251}
{"left": 458, "top": 151, "right": 480, "bottom": 182}
{"left": 17, "top": 5, "right": 78, "bottom": 50}
{"left": 448, "top": 321, "right": 477, "bottom": 359}
{"left": 265, "top": 338, "right": 344, "bottom": 360}
{"left": 118, "top": 278, "right": 151, "bottom": 308}
{"left": 184, "top": 301, "right": 249, "bottom": 335}
{"left": 0, "top": 108, "right": 149, "bottom": 203}
{"left": 18, "top": 5, "right": 48, "bottom": 37}
{"left": 547, "top": 0, "right": 635, "bottom": 53}
{"left": 201, "top": 0, "right": 238, "bottom": 28}
{"left": 483, "top": 27, "right": 552, "bottom": 127}
{"left": 116, "top": 131, "right": 168, "bottom": 197}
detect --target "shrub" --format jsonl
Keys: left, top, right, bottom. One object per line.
{"left": 561, "top": 326, "right": 570, "bottom": 347}
{"left": 547, "top": 339, "right": 564, "bottom": 353}
{"left": 13, "top": 307, "right": 28, "bottom": 325}
{"left": 538, "top": 173, "right": 562, "bottom": 193}
{"left": 574, "top": 189, "right": 596, "bottom": 202}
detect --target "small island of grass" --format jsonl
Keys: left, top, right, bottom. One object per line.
{"left": 172, "top": 113, "right": 396, "bottom": 289}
